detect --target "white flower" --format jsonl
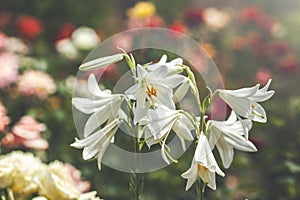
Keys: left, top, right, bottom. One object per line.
{"left": 72, "top": 73, "right": 124, "bottom": 137}
{"left": 70, "top": 118, "right": 120, "bottom": 170}
{"left": 55, "top": 38, "right": 79, "bottom": 60}
{"left": 79, "top": 53, "right": 124, "bottom": 71}
{"left": 203, "top": 7, "right": 230, "bottom": 31}
{"left": 144, "top": 106, "right": 194, "bottom": 164}
{"left": 79, "top": 191, "right": 102, "bottom": 200}
{"left": 208, "top": 111, "right": 257, "bottom": 169}
{"left": 36, "top": 171, "right": 80, "bottom": 200}
{"left": 181, "top": 133, "right": 225, "bottom": 190}
{"left": 72, "top": 26, "right": 100, "bottom": 51}
{"left": 145, "top": 54, "right": 184, "bottom": 75}
{"left": 218, "top": 79, "right": 274, "bottom": 123}
{"left": 125, "top": 64, "right": 186, "bottom": 124}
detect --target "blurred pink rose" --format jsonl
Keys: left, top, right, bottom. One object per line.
{"left": 279, "top": 54, "right": 298, "bottom": 73}
{"left": 127, "top": 15, "right": 164, "bottom": 29}
{"left": 0, "top": 101, "right": 10, "bottom": 132}
{"left": 0, "top": 52, "right": 19, "bottom": 89}
{"left": 18, "top": 70, "right": 56, "bottom": 100}
{"left": 63, "top": 163, "right": 91, "bottom": 193}
{"left": 1, "top": 115, "right": 48, "bottom": 150}
{"left": 0, "top": 32, "right": 8, "bottom": 49}
{"left": 113, "top": 34, "right": 132, "bottom": 52}
{"left": 255, "top": 68, "right": 272, "bottom": 85}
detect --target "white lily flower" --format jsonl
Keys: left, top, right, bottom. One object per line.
{"left": 79, "top": 53, "right": 124, "bottom": 71}
{"left": 145, "top": 54, "right": 184, "bottom": 75}
{"left": 125, "top": 65, "right": 184, "bottom": 124}
{"left": 72, "top": 74, "right": 124, "bottom": 137}
{"left": 70, "top": 118, "right": 120, "bottom": 170}
{"left": 218, "top": 79, "right": 274, "bottom": 123}
{"left": 144, "top": 106, "right": 194, "bottom": 164}
{"left": 146, "top": 54, "right": 192, "bottom": 103}
{"left": 208, "top": 111, "right": 257, "bottom": 169}
{"left": 181, "top": 133, "right": 225, "bottom": 190}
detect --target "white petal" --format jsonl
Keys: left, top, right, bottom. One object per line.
{"left": 79, "top": 53, "right": 124, "bottom": 71}
{"left": 136, "top": 64, "right": 148, "bottom": 79}
{"left": 87, "top": 74, "right": 111, "bottom": 97}
{"left": 205, "top": 170, "right": 217, "bottom": 190}
{"left": 251, "top": 102, "right": 267, "bottom": 123}
{"left": 259, "top": 79, "right": 272, "bottom": 93}
{"left": 72, "top": 97, "right": 112, "bottom": 114}
{"left": 219, "top": 84, "right": 259, "bottom": 98}
{"left": 219, "top": 94, "right": 251, "bottom": 118}
{"left": 181, "top": 161, "right": 198, "bottom": 191}
{"left": 163, "top": 74, "right": 186, "bottom": 88}
{"left": 172, "top": 120, "right": 194, "bottom": 141}
{"left": 173, "top": 79, "right": 190, "bottom": 103}
{"left": 152, "top": 84, "right": 175, "bottom": 109}
{"left": 216, "top": 137, "right": 234, "bottom": 169}
{"left": 83, "top": 106, "right": 111, "bottom": 137}
{"left": 150, "top": 65, "right": 168, "bottom": 79}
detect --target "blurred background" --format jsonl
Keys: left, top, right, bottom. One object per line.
{"left": 1, "top": 0, "right": 300, "bottom": 199}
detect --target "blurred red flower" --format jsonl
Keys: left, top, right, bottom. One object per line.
{"left": 279, "top": 54, "right": 298, "bottom": 73}
{"left": 16, "top": 15, "right": 43, "bottom": 40}
{"left": 168, "top": 21, "right": 188, "bottom": 36}
{"left": 240, "top": 6, "right": 263, "bottom": 23}
{"left": 55, "top": 22, "right": 76, "bottom": 41}
{"left": 183, "top": 7, "right": 204, "bottom": 27}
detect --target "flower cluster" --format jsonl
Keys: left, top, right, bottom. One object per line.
{"left": 0, "top": 151, "right": 101, "bottom": 200}
{"left": 55, "top": 26, "right": 101, "bottom": 60}
{"left": 71, "top": 51, "right": 274, "bottom": 191}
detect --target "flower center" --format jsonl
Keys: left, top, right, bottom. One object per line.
{"left": 146, "top": 85, "right": 157, "bottom": 98}
{"left": 197, "top": 164, "right": 209, "bottom": 184}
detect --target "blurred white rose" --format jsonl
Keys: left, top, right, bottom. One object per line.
{"left": 203, "top": 7, "right": 230, "bottom": 31}
{"left": 71, "top": 26, "right": 100, "bottom": 51}
{"left": 56, "top": 38, "right": 79, "bottom": 60}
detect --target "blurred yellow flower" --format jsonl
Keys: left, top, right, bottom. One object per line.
{"left": 202, "top": 42, "right": 217, "bottom": 58}
{"left": 127, "top": 2, "right": 156, "bottom": 19}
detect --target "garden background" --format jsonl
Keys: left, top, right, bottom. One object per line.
{"left": 1, "top": 0, "right": 300, "bottom": 199}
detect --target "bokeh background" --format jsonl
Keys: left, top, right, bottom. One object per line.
{"left": 1, "top": 0, "right": 300, "bottom": 199}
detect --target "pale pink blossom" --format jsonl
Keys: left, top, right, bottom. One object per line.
{"left": 113, "top": 34, "right": 132, "bottom": 52}
{"left": 0, "top": 52, "right": 19, "bottom": 89}
{"left": 255, "top": 68, "right": 272, "bottom": 85}
{"left": 18, "top": 70, "right": 56, "bottom": 100}
{"left": 1, "top": 115, "right": 49, "bottom": 150}
{"left": 63, "top": 163, "right": 91, "bottom": 193}
{"left": 0, "top": 101, "right": 10, "bottom": 132}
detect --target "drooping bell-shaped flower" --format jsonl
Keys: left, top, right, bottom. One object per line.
{"left": 72, "top": 73, "right": 124, "bottom": 137}
{"left": 144, "top": 106, "right": 194, "bottom": 164}
{"left": 70, "top": 118, "right": 120, "bottom": 170}
{"left": 218, "top": 79, "right": 274, "bottom": 123}
{"left": 181, "top": 133, "right": 225, "bottom": 190}
{"left": 208, "top": 111, "right": 257, "bottom": 168}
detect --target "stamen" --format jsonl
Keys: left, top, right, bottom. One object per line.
{"left": 146, "top": 86, "right": 157, "bottom": 98}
